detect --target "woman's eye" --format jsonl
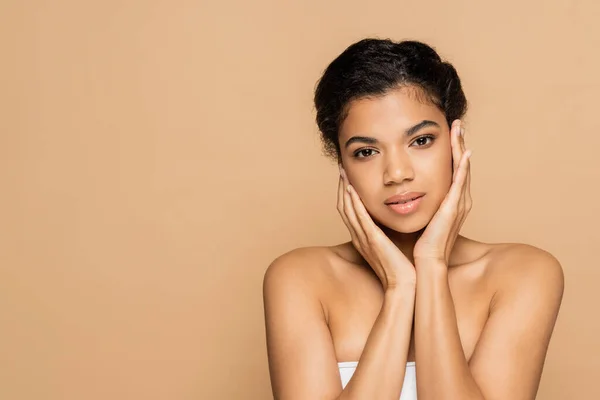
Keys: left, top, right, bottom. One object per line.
{"left": 412, "top": 135, "right": 436, "bottom": 147}
{"left": 353, "top": 148, "right": 378, "bottom": 158}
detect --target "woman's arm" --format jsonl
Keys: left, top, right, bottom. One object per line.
{"left": 414, "top": 244, "right": 564, "bottom": 400}
{"left": 263, "top": 248, "right": 415, "bottom": 400}
{"left": 340, "top": 286, "right": 415, "bottom": 399}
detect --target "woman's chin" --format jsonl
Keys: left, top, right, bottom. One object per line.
{"left": 372, "top": 213, "right": 428, "bottom": 234}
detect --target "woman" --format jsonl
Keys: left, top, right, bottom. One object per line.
{"left": 262, "top": 38, "right": 564, "bottom": 400}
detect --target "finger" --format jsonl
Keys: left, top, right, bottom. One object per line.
{"left": 444, "top": 123, "right": 470, "bottom": 262}
{"left": 339, "top": 167, "right": 367, "bottom": 247}
{"left": 447, "top": 147, "right": 472, "bottom": 258}
{"left": 337, "top": 171, "right": 361, "bottom": 246}
{"left": 456, "top": 122, "right": 471, "bottom": 214}
{"left": 448, "top": 120, "right": 466, "bottom": 240}
{"left": 432, "top": 149, "right": 471, "bottom": 243}
{"left": 460, "top": 126, "right": 472, "bottom": 209}
{"left": 443, "top": 149, "right": 471, "bottom": 213}
{"left": 347, "top": 183, "right": 380, "bottom": 239}
{"left": 343, "top": 183, "right": 368, "bottom": 246}
{"left": 451, "top": 120, "right": 463, "bottom": 179}
{"left": 459, "top": 125, "right": 470, "bottom": 208}
{"left": 337, "top": 173, "right": 348, "bottom": 224}
{"left": 457, "top": 125, "right": 467, "bottom": 212}
{"left": 464, "top": 150, "right": 472, "bottom": 210}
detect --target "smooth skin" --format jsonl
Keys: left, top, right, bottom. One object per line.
{"left": 263, "top": 86, "right": 564, "bottom": 399}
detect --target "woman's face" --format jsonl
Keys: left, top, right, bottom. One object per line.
{"left": 338, "top": 85, "right": 454, "bottom": 234}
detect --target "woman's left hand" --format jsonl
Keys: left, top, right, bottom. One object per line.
{"left": 413, "top": 119, "right": 472, "bottom": 265}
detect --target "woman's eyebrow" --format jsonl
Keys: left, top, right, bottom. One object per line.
{"left": 343, "top": 120, "right": 441, "bottom": 149}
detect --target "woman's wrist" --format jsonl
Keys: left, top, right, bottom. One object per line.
{"left": 384, "top": 283, "right": 416, "bottom": 305}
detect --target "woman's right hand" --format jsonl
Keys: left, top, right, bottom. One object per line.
{"left": 337, "top": 165, "right": 416, "bottom": 292}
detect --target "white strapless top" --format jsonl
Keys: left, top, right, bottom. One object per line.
{"left": 338, "top": 361, "right": 417, "bottom": 400}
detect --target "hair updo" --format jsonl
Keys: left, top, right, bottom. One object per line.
{"left": 313, "top": 38, "right": 468, "bottom": 163}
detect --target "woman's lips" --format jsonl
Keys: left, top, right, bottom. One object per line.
{"left": 386, "top": 195, "right": 424, "bottom": 215}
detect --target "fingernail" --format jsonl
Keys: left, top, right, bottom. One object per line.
{"left": 340, "top": 168, "right": 346, "bottom": 179}
{"left": 466, "top": 150, "right": 472, "bottom": 158}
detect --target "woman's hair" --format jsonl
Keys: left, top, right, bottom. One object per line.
{"left": 313, "top": 38, "right": 468, "bottom": 163}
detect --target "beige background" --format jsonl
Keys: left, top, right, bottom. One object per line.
{"left": 1, "top": 1, "right": 599, "bottom": 399}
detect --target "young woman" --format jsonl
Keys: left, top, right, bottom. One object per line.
{"left": 262, "top": 38, "right": 564, "bottom": 400}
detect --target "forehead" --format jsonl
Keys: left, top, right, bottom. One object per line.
{"left": 339, "top": 86, "right": 446, "bottom": 138}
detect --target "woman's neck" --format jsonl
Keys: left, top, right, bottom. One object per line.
{"left": 378, "top": 224, "right": 426, "bottom": 265}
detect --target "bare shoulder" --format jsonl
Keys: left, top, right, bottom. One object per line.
{"left": 487, "top": 242, "right": 565, "bottom": 304}
{"left": 262, "top": 246, "right": 336, "bottom": 296}
{"left": 489, "top": 242, "right": 564, "bottom": 277}
{"left": 262, "top": 246, "right": 347, "bottom": 399}
{"left": 465, "top": 243, "right": 565, "bottom": 398}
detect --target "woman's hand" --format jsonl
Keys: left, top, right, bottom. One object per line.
{"left": 413, "top": 120, "right": 472, "bottom": 265}
{"left": 337, "top": 166, "right": 416, "bottom": 292}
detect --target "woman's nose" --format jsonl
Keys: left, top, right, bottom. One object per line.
{"left": 383, "top": 154, "right": 414, "bottom": 185}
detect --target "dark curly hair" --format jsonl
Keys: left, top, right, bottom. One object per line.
{"left": 313, "top": 38, "right": 468, "bottom": 164}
